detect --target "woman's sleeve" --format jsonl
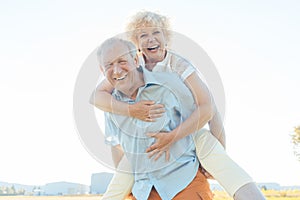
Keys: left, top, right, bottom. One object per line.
{"left": 170, "top": 53, "right": 196, "bottom": 81}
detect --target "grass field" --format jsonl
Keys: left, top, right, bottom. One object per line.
{"left": 212, "top": 190, "right": 300, "bottom": 200}
{"left": 0, "top": 190, "right": 299, "bottom": 200}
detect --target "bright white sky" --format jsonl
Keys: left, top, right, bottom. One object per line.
{"left": 0, "top": 0, "right": 300, "bottom": 187}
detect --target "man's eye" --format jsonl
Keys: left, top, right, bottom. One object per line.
{"left": 119, "top": 61, "right": 127, "bottom": 65}
{"left": 153, "top": 31, "right": 160, "bottom": 34}
{"left": 104, "top": 64, "right": 113, "bottom": 71}
{"left": 140, "top": 34, "right": 147, "bottom": 38}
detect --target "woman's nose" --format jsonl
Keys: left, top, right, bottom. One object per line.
{"left": 148, "top": 35, "right": 156, "bottom": 43}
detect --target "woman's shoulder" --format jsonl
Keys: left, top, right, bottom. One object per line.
{"left": 169, "top": 52, "right": 195, "bottom": 79}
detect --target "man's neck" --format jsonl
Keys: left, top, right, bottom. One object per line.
{"left": 127, "top": 72, "right": 145, "bottom": 100}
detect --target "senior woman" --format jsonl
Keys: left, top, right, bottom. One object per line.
{"left": 91, "top": 11, "right": 265, "bottom": 200}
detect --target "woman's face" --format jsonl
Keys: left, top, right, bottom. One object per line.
{"left": 136, "top": 27, "right": 167, "bottom": 64}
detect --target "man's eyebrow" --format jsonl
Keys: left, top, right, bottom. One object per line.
{"left": 118, "top": 56, "right": 128, "bottom": 60}
{"left": 104, "top": 56, "right": 125, "bottom": 66}
{"left": 103, "top": 61, "right": 112, "bottom": 66}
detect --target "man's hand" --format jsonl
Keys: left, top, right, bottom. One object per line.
{"left": 129, "top": 100, "right": 165, "bottom": 122}
{"left": 146, "top": 132, "right": 176, "bottom": 161}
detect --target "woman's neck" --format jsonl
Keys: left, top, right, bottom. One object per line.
{"left": 144, "top": 50, "right": 167, "bottom": 71}
{"left": 145, "top": 62, "right": 157, "bottom": 71}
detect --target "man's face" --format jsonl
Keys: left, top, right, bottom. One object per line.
{"left": 136, "top": 27, "right": 167, "bottom": 63}
{"left": 101, "top": 42, "right": 138, "bottom": 93}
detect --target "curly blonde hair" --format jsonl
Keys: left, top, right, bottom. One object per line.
{"left": 126, "top": 11, "right": 171, "bottom": 45}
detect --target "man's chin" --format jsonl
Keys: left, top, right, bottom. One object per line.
{"left": 115, "top": 85, "right": 126, "bottom": 94}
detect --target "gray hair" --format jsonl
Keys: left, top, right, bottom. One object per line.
{"left": 96, "top": 37, "right": 137, "bottom": 66}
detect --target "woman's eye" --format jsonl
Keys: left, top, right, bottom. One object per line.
{"left": 153, "top": 31, "right": 160, "bottom": 34}
{"left": 120, "top": 61, "right": 127, "bottom": 65}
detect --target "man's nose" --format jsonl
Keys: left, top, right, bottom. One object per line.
{"left": 113, "top": 63, "right": 122, "bottom": 74}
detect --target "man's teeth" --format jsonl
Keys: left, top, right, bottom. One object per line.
{"left": 115, "top": 74, "right": 127, "bottom": 80}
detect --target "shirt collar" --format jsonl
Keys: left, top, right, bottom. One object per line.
{"left": 151, "top": 51, "right": 170, "bottom": 73}
{"left": 141, "top": 66, "right": 163, "bottom": 87}
{"left": 112, "top": 67, "right": 163, "bottom": 101}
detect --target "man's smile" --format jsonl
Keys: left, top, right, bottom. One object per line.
{"left": 114, "top": 73, "right": 128, "bottom": 81}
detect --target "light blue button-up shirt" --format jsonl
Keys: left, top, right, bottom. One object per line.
{"left": 105, "top": 68, "right": 199, "bottom": 200}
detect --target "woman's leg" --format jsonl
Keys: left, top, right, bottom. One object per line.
{"left": 101, "top": 156, "right": 134, "bottom": 200}
{"left": 193, "top": 129, "right": 265, "bottom": 199}
{"left": 233, "top": 182, "right": 265, "bottom": 200}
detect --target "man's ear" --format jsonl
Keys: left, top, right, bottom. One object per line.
{"left": 99, "top": 64, "right": 104, "bottom": 74}
{"left": 134, "top": 54, "right": 139, "bottom": 67}
{"left": 135, "top": 52, "right": 144, "bottom": 67}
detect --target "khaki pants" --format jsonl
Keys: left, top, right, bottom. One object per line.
{"left": 194, "top": 129, "right": 253, "bottom": 197}
{"left": 101, "top": 156, "right": 134, "bottom": 200}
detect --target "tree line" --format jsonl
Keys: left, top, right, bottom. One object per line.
{"left": 0, "top": 185, "right": 25, "bottom": 195}
{"left": 292, "top": 125, "right": 300, "bottom": 161}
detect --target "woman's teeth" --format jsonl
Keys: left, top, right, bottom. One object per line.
{"left": 147, "top": 46, "right": 159, "bottom": 51}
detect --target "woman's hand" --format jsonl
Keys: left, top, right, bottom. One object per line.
{"left": 146, "top": 132, "right": 176, "bottom": 161}
{"left": 129, "top": 100, "right": 165, "bottom": 122}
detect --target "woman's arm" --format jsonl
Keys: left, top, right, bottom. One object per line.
{"left": 90, "top": 78, "right": 165, "bottom": 121}
{"left": 208, "top": 104, "right": 226, "bottom": 148}
{"left": 171, "top": 72, "right": 214, "bottom": 141}
{"left": 146, "top": 71, "right": 226, "bottom": 156}
{"left": 147, "top": 72, "right": 213, "bottom": 150}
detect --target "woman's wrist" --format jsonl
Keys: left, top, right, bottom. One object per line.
{"left": 128, "top": 104, "right": 137, "bottom": 118}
